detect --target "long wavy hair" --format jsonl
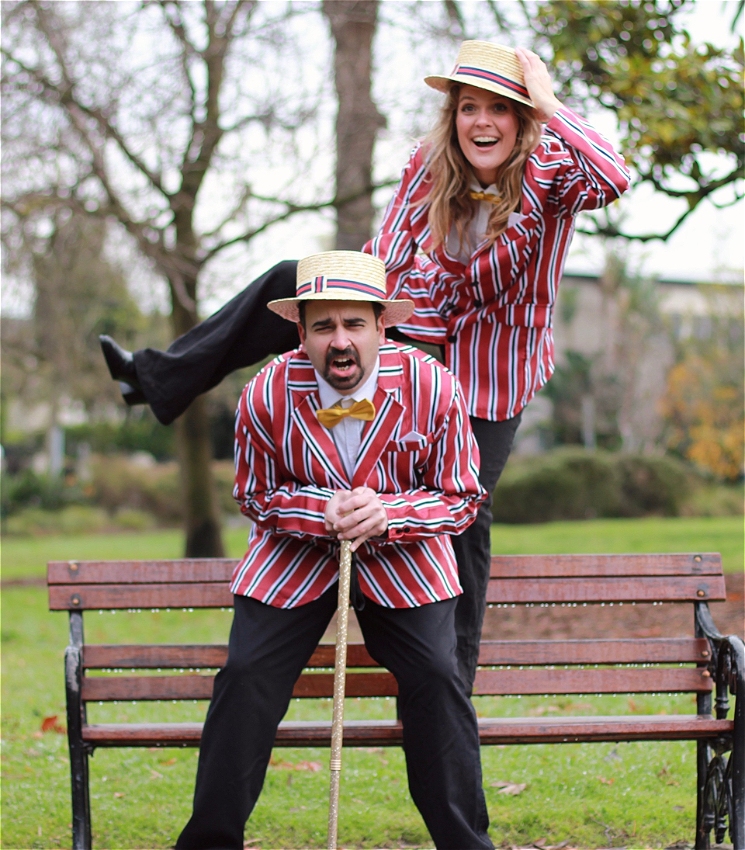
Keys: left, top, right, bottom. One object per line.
{"left": 422, "top": 84, "right": 543, "bottom": 250}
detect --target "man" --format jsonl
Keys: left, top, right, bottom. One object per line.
{"left": 176, "top": 251, "right": 493, "bottom": 850}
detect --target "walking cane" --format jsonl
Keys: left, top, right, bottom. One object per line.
{"left": 327, "top": 539, "right": 352, "bottom": 850}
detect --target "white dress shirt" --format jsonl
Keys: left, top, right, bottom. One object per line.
{"left": 446, "top": 181, "right": 527, "bottom": 264}
{"left": 315, "top": 357, "right": 380, "bottom": 479}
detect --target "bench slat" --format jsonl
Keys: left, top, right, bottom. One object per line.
{"left": 81, "top": 671, "right": 399, "bottom": 702}
{"left": 81, "top": 664, "right": 712, "bottom": 702}
{"left": 82, "top": 644, "right": 379, "bottom": 669}
{"left": 48, "top": 560, "right": 237, "bottom": 585}
{"left": 81, "top": 714, "right": 734, "bottom": 748}
{"left": 49, "top": 584, "right": 233, "bottom": 611}
{"left": 478, "top": 638, "right": 712, "bottom": 665}
{"left": 50, "top": 573, "right": 726, "bottom": 611}
{"left": 48, "top": 553, "right": 722, "bottom": 586}
{"left": 486, "top": 575, "right": 725, "bottom": 603}
{"left": 82, "top": 638, "right": 711, "bottom": 670}
{"left": 488, "top": 553, "right": 721, "bottom": 578}
{"left": 473, "top": 667, "right": 713, "bottom": 695}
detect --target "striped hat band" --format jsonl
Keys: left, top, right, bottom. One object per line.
{"left": 267, "top": 251, "right": 415, "bottom": 327}
{"left": 424, "top": 41, "right": 535, "bottom": 108}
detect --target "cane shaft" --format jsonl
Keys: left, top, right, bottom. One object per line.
{"left": 327, "top": 539, "right": 352, "bottom": 850}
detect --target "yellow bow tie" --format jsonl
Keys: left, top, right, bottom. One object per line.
{"left": 469, "top": 190, "right": 500, "bottom": 204}
{"left": 316, "top": 398, "right": 376, "bottom": 429}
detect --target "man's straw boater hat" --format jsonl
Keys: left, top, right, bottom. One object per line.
{"left": 424, "top": 41, "right": 534, "bottom": 108}
{"left": 267, "top": 251, "right": 415, "bottom": 327}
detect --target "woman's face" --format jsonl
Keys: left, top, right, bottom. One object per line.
{"left": 455, "top": 85, "right": 519, "bottom": 186}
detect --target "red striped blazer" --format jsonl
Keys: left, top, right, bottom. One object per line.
{"left": 365, "top": 107, "right": 630, "bottom": 422}
{"left": 231, "top": 342, "right": 486, "bottom": 609}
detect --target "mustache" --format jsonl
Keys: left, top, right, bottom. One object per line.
{"left": 325, "top": 346, "right": 360, "bottom": 369}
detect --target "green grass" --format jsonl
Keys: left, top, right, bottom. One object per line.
{"left": 490, "top": 515, "right": 744, "bottom": 574}
{"left": 2, "top": 517, "right": 742, "bottom": 848}
{"left": 2, "top": 515, "right": 742, "bottom": 581}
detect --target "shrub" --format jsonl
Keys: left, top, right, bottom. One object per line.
{"left": 2, "top": 505, "right": 110, "bottom": 536}
{"left": 1, "top": 469, "right": 87, "bottom": 517}
{"left": 65, "top": 417, "right": 176, "bottom": 462}
{"left": 615, "top": 455, "right": 691, "bottom": 517}
{"left": 492, "top": 449, "right": 694, "bottom": 524}
{"left": 88, "top": 455, "right": 182, "bottom": 523}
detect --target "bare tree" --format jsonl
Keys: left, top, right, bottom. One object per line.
{"left": 2, "top": 0, "right": 337, "bottom": 555}
{"left": 322, "top": 0, "right": 385, "bottom": 249}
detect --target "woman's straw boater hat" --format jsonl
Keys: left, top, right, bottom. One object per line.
{"left": 267, "top": 251, "right": 415, "bottom": 327}
{"left": 424, "top": 41, "right": 534, "bottom": 108}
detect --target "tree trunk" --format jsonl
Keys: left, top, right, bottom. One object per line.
{"left": 170, "top": 274, "right": 226, "bottom": 558}
{"left": 323, "top": 0, "right": 384, "bottom": 250}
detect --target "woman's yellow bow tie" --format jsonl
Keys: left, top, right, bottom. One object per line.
{"left": 469, "top": 190, "right": 500, "bottom": 204}
{"left": 316, "top": 398, "right": 376, "bottom": 429}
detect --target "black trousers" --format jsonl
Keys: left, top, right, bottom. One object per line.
{"left": 452, "top": 415, "right": 521, "bottom": 694}
{"left": 134, "top": 261, "right": 301, "bottom": 426}
{"left": 175, "top": 589, "right": 493, "bottom": 850}
{"left": 133, "top": 261, "right": 522, "bottom": 692}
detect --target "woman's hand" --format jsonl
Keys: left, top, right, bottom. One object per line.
{"left": 515, "top": 47, "right": 563, "bottom": 123}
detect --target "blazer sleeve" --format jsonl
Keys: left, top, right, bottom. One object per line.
{"left": 539, "top": 106, "right": 631, "bottom": 217}
{"left": 363, "top": 146, "right": 428, "bottom": 300}
{"left": 233, "top": 374, "right": 333, "bottom": 541}
{"left": 379, "top": 377, "right": 486, "bottom": 542}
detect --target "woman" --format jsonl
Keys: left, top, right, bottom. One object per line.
{"left": 101, "top": 42, "right": 630, "bottom": 693}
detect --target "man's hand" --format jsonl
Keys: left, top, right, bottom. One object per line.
{"left": 325, "top": 487, "right": 388, "bottom": 552}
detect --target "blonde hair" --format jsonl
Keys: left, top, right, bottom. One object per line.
{"left": 422, "top": 85, "right": 543, "bottom": 249}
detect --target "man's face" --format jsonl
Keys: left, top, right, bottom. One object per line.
{"left": 298, "top": 300, "right": 385, "bottom": 395}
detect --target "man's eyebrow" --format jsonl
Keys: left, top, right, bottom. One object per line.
{"left": 310, "top": 318, "right": 335, "bottom": 331}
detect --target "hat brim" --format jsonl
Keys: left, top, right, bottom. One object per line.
{"left": 424, "top": 73, "right": 534, "bottom": 108}
{"left": 267, "top": 292, "right": 415, "bottom": 327}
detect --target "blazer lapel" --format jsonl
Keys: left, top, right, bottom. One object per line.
{"left": 291, "top": 395, "right": 351, "bottom": 490}
{"left": 287, "top": 355, "right": 350, "bottom": 490}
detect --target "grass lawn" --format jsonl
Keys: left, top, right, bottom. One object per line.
{"left": 2, "top": 516, "right": 741, "bottom": 848}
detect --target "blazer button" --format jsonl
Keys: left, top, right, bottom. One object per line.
{"left": 447, "top": 335, "right": 457, "bottom": 343}
{"left": 473, "top": 299, "right": 483, "bottom": 308}
{"left": 402, "top": 526, "right": 411, "bottom": 533}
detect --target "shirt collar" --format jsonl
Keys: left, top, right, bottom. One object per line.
{"left": 315, "top": 356, "right": 380, "bottom": 410}
{"left": 470, "top": 178, "right": 498, "bottom": 195}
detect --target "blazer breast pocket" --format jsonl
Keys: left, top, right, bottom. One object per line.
{"left": 385, "top": 433, "right": 434, "bottom": 453}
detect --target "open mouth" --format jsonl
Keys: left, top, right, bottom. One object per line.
{"left": 473, "top": 136, "right": 499, "bottom": 149}
{"left": 325, "top": 348, "right": 361, "bottom": 382}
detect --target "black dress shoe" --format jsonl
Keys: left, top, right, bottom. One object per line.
{"left": 118, "top": 381, "right": 147, "bottom": 406}
{"left": 99, "top": 335, "right": 146, "bottom": 405}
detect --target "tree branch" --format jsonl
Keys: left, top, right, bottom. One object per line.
{"left": 200, "top": 177, "right": 400, "bottom": 263}
{"left": 28, "top": 1, "right": 167, "bottom": 196}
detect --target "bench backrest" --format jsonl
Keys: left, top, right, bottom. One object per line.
{"left": 48, "top": 553, "right": 724, "bottom": 704}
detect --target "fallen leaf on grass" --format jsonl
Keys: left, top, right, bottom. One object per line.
{"left": 40, "top": 715, "right": 66, "bottom": 734}
{"left": 657, "top": 765, "right": 680, "bottom": 786}
{"left": 597, "top": 776, "right": 614, "bottom": 785}
{"left": 490, "top": 780, "right": 527, "bottom": 795}
{"left": 159, "top": 757, "right": 177, "bottom": 766}
{"left": 113, "top": 792, "right": 124, "bottom": 798}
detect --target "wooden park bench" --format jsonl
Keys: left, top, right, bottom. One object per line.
{"left": 48, "top": 552, "right": 744, "bottom": 850}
